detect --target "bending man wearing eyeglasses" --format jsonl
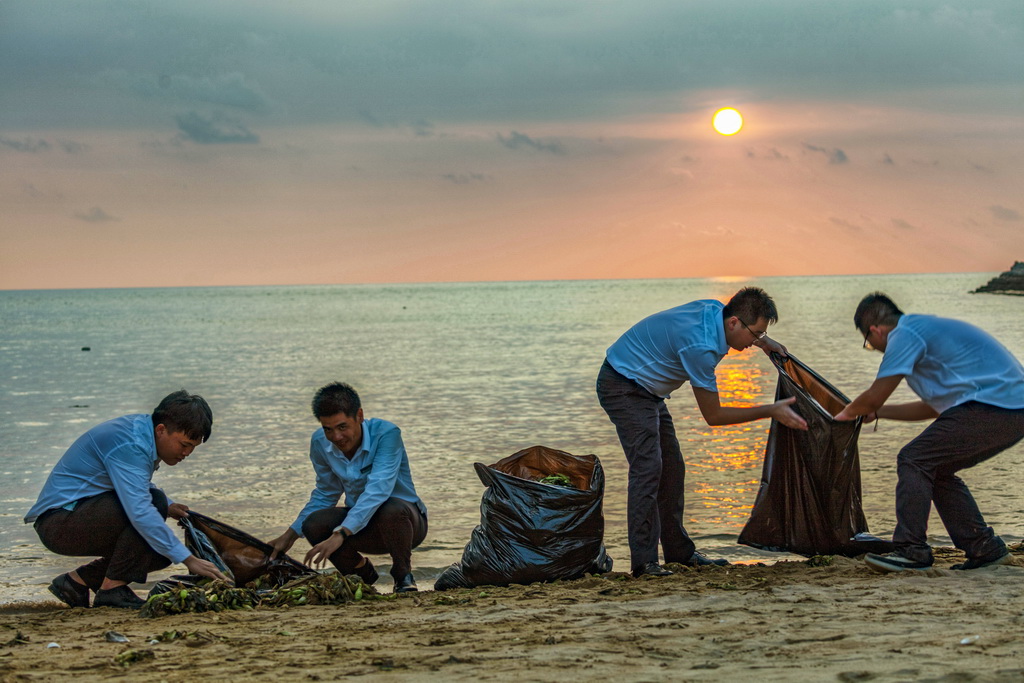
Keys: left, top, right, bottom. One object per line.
{"left": 834, "top": 293, "right": 1024, "bottom": 573}
{"left": 597, "top": 287, "right": 808, "bottom": 578}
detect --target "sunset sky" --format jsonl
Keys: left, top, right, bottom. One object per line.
{"left": 2, "top": 1, "right": 1022, "bottom": 290}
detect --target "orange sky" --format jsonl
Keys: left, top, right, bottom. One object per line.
{"left": 2, "top": 3, "right": 1022, "bottom": 290}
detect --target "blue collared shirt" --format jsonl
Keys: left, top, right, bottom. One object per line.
{"left": 289, "top": 417, "right": 426, "bottom": 536}
{"left": 877, "top": 314, "right": 1024, "bottom": 413}
{"left": 24, "top": 414, "right": 191, "bottom": 564}
{"left": 606, "top": 299, "right": 730, "bottom": 398}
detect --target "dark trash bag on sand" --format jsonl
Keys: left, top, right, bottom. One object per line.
{"left": 738, "top": 353, "right": 894, "bottom": 558}
{"left": 150, "top": 511, "right": 314, "bottom": 597}
{"left": 434, "top": 446, "right": 613, "bottom": 590}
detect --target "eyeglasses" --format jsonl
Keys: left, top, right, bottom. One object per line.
{"left": 862, "top": 328, "right": 875, "bottom": 351}
{"left": 738, "top": 318, "right": 766, "bottom": 340}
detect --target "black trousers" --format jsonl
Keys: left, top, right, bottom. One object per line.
{"left": 597, "top": 359, "right": 695, "bottom": 571}
{"left": 33, "top": 489, "right": 173, "bottom": 587}
{"left": 893, "top": 401, "right": 1024, "bottom": 564}
{"left": 301, "top": 497, "right": 427, "bottom": 579}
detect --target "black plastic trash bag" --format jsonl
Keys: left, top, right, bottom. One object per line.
{"left": 738, "top": 353, "right": 894, "bottom": 557}
{"left": 150, "top": 511, "right": 315, "bottom": 597}
{"left": 434, "top": 446, "right": 613, "bottom": 590}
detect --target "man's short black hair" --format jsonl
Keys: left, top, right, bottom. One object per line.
{"left": 152, "top": 390, "right": 213, "bottom": 443}
{"left": 722, "top": 287, "right": 779, "bottom": 325}
{"left": 853, "top": 292, "right": 904, "bottom": 334}
{"left": 311, "top": 382, "right": 361, "bottom": 419}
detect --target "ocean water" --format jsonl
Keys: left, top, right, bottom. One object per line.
{"left": 1, "top": 273, "right": 1022, "bottom": 602}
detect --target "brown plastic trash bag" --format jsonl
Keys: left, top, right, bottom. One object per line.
{"left": 434, "top": 445, "right": 613, "bottom": 590}
{"left": 738, "top": 353, "right": 894, "bottom": 557}
{"left": 183, "top": 511, "right": 314, "bottom": 586}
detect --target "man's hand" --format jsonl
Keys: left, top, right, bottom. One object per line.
{"left": 183, "top": 555, "right": 232, "bottom": 584}
{"left": 168, "top": 503, "right": 190, "bottom": 520}
{"left": 304, "top": 532, "right": 344, "bottom": 569}
{"left": 755, "top": 336, "right": 789, "bottom": 358}
{"left": 769, "top": 397, "right": 808, "bottom": 430}
{"left": 268, "top": 528, "right": 299, "bottom": 561}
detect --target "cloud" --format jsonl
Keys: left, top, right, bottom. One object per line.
{"left": 0, "top": 136, "right": 51, "bottom": 153}
{"left": 174, "top": 111, "right": 260, "bottom": 144}
{"left": 496, "top": 131, "right": 565, "bottom": 155}
{"left": 747, "top": 147, "right": 789, "bottom": 161}
{"left": 891, "top": 218, "right": 916, "bottom": 230}
{"left": 829, "top": 217, "right": 862, "bottom": 232}
{"left": 74, "top": 207, "right": 118, "bottom": 222}
{"left": 882, "top": 153, "right": 895, "bottom": 165}
{"left": 989, "top": 205, "right": 1021, "bottom": 221}
{"left": 441, "top": 172, "right": 490, "bottom": 185}
{"left": 803, "top": 143, "right": 848, "bottom": 165}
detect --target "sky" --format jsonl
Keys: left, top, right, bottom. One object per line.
{"left": 1, "top": 0, "right": 1022, "bottom": 290}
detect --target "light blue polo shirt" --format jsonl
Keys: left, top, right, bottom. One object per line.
{"left": 606, "top": 299, "right": 730, "bottom": 398}
{"left": 290, "top": 417, "right": 427, "bottom": 537}
{"left": 877, "top": 314, "right": 1024, "bottom": 413}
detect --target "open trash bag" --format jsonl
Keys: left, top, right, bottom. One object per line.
{"left": 738, "top": 353, "right": 894, "bottom": 557}
{"left": 434, "top": 445, "right": 613, "bottom": 590}
{"left": 150, "top": 511, "right": 314, "bottom": 597}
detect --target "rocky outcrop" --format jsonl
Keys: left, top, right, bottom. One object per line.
{"left": 973, "top": 261, "right": 1024, "bottom": 296}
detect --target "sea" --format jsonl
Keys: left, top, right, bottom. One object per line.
{"left": 2, "top": 273, "right": 1022, "bottom": 603}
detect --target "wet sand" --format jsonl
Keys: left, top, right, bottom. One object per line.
{"left": 2, "top": 546, "right": 1023, "bottom": 682}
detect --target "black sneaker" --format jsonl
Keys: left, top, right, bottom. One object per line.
{"left": 393, "top": 573, "right": 418, "bottom": 593}
{"left": 865, "top": 552, "right": 932, "bottom": 573}
{"left": 48, "top": 573, "right": 90, "bottom": 608}
{"left": 950, "top": 549, "right": 1013, "bottom": 571}
{"left": 93, "top": 585, "right": 145, "bottom": 609}
{"left": 684, "top": 551, "right": 730, "bottom": 567}
{"left": 632, "top": 562, "right": 673, "bottom": 578}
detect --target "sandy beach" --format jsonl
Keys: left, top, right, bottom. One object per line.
{"left": 2, "top": 545, "right": 1023, "bottom": 682}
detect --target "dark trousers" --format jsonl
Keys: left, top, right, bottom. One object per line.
{"left": 894, "top": 401, "right": 1024, "bottom": 564}
{"left": 301, "top": 497, "right": 427, "bottom": 579}
{"left": 33, "top": 490, "right": 172, "bottom": 587}
{"left": 597, "top": 359, "right": 695, "bottom": 570}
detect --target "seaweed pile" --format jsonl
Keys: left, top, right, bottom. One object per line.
{"left": 140, "top": 573, "right": 377, "bottom": 618}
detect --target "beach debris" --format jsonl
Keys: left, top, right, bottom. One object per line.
{"left": 537, "top": 473, "right": 575, "bottom": 488}
{"left": 46, "top": 642, "right": 60, "bottom": 649}
{"left": 959, "top": 635, "right": 981, "bottom": 646}
{"left": 103, "top": 631, "right": 129, "bottom": 643}
{"left": 3, "top": 631, "right": 29, "bottom": 647}
{"left": 806, "top": 555, "right": 835, "bottom": 567}
{"left": 138, "top": 574, "right": 375, "bottom": 617}
{"left": 112, "top": 649, "right": 155, "bottom": 668}
{"left": 262, "top": 573, "right": 373, "bottom": 608}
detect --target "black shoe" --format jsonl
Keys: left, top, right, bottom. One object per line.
{"left": 393, "top": 573, "right": 418, "bottom": 593}
{"left": 864, "top": 552, "right": 932, "bottom": 573}
{"left": 93, "top": 585, "right": 145, "bottom": 609}
{"left": 352, "top": 559, "right": 379, "bottom": 586}
{"left": 632, "top": 562, "right": 673, "bottom": 578}
{"left": 48, "top": 573, "right": 90, "bottom": 608}
{"left": 684, "top": 551, "right": 730, "bottom": 567}
{"left": 951, "top": 549, "right": 1013, "bottom": 571}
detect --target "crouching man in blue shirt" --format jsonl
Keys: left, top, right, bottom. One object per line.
{"left": 25, "top": 390, "right": 232, "bottom": 609}
{"left": 835, "top": 293, "right": 1024, "bottom": 572}
{"left": 268, "top": 382, "right": 428, "bottom": 593}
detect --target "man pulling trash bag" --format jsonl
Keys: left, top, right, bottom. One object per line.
{"left": 434, "top": 445, "right": 612, "bottom": 590}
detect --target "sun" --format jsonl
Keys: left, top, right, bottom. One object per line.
{"left": 713, "top": 108, "right": 743, "bottom": 136}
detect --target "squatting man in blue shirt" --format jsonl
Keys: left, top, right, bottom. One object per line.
{"left": 835, "top": 293, "right": 1024, "bottom": 572}
{"left": 24, "top": 390, "right": 231, "bottom": 609}
{"left": 597, "top": 287, "right": 809, "bottom": 579}
{"left": 268, "top": 382, "right": 428, "bottom": 593}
